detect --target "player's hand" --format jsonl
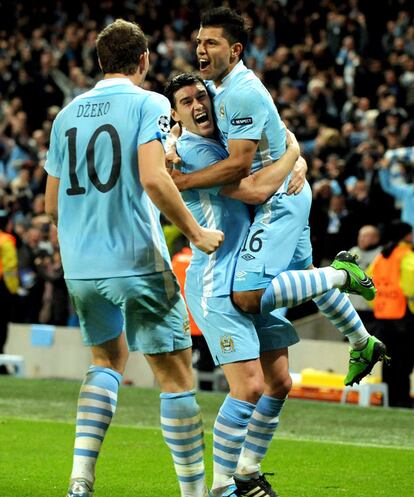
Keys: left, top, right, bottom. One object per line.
{"left": 288, "top": 156, "right": 307, "bottom": 195}
{"left": 191, "top": 227, "right": 224, "bottom": 255}
{"left": 170, "top": 168, "right": 188, "bottom": 191}
{"left": 379, "top": 157, "right": 390, "bottom": 169}
{"left": 165, "top": 125, "right": 182, "bottom": 166}
{"left": 286, "top": 128, "right": 300, "bottom": 158}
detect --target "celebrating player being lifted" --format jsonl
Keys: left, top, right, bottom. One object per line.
{"left": 167, "top": 8, "right": 388, "bottom": 496}
{"left": 44, "top": 19, "right": 223, "bottom": 497}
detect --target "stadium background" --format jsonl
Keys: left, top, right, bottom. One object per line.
{"left": 1, "top": 2, "right": 414, "bottom": 496}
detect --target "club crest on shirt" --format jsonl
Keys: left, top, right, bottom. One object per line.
{"left": 220, "top": 335, "right": 235, "bottom": 353}
{"left": 219, "top": 103, "right": 225, "bottom": 118}
{"left": 158, "top": 115, "right": 170, "bottom": 133}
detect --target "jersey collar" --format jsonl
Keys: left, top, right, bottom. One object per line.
{"left": 95, "top": 78, "right": 135, "bottom": 89}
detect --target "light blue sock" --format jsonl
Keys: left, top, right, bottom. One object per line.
{"left": 313, "top": 288, "right": 370, "bottom": 348}
{"left": 71, "top": 365, "right": 122, "bottom": 485}
{"left": 237, "top": 395, "right": 285, "bottom": 476}
{"left": 261, "top": 267, "right": 344, "bottom": 312}
{"left": 160, "top": 390, "right": 206, "bottom": 497}
{"left": 212, "top": 395, "right": 256, "bottom": 493}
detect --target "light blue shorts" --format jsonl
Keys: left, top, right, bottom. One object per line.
{"left": 234, "top": 181, "right": 313, "bottom": 291}
{"left": 66, "top": 271, "right": 191, "bottom": 354}
{"left": 186, "top": 292, "right": 299, "bottom": 366}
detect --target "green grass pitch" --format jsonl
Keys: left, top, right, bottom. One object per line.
{"left": 1, "top": 377, "right": 413, "bottom": 497}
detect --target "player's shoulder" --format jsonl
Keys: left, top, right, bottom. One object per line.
{"left": 54, "top": 88, "right": 97, "bottom": 122}
{"left": 139, "top": 88, "right": 170, "bottom": 109}
{"left": 228, "top": 70, "right": 267, "bottom": 101}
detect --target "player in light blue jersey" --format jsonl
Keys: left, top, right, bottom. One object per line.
{"left": 168, "top": 8, "right": 387, "bottom": 496}
{"left": 165, "top": 73, "right": 302, "bottom": 497}
{"left": 44, "top": 20, "right": 224, "bottom": 497}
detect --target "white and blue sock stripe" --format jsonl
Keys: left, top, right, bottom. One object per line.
{"left": 160, "top": 390, "right": 206, "bottom": 497}
{"left": 237, "top": 395, "right": 284, "bottom": 476}
{"left": 212, "top": 395, "right": 255, "bottom": 492}
{"left": 71, "top": 365, "right": 122, "bottom": 484}
{"left": 313, "top": 288, "right": 370, "bottom": 348}
{"left": 261, "top": 267, "right": 335, "bottom": 311}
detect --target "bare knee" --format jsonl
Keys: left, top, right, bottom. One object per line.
{"left": 230, "top": 376, "right": 264, "bottom": 404}
{"left": 265, "top": 374, "right": 292, "bottom": 399}
{"left": 91, "top": 336, "right": 129, "bottom": 375}
{"left": 232, "top": 290, "right": 263, "bottom": 314}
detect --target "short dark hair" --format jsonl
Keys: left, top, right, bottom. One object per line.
{"left": 200, "top": 7, "right": 249, "bottom": 50}
{"left": 164, "top": 73, "right": 207, "bottom": 109}
{"left": 96, "top": 19, "right": 147, "bottom": 75}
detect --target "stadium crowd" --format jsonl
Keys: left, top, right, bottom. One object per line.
{"left": 0, "top": 0, "right": 413, "bottom": 402}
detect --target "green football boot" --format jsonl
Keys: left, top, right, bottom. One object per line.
{"left": 331, "top": 251, "right": 376, "bottom": 301}
{"left": 345, "top": 336, "right": 390, "bottom": 386}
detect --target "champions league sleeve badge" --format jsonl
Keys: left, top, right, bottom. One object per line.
{"left": 158, "top": 115, "right": 170, "bottom": 133}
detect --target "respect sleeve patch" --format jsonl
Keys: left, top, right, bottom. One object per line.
{"left": 231, "top": 117, "right": 253, "bottom": 125}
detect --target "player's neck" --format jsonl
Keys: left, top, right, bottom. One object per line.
{"left": 103, "top": 72, "right": 143, "bottom": 87}
{"left": 214, "top": 59, "right": 239, "bottom": 87}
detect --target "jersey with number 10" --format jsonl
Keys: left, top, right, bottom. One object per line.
{"left": 45, "top": 78, "right": 172, "bottom": 279}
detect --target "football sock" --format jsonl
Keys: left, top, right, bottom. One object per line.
{"left": 261, "top": 267, "right": 346, "bottom": 312}
{"left": 313, "top": 288, "right": 370, "bottom": 349}
{"left": 160, "top": 390, "right": 206, "bottom": 497}
{"left": 70, "top": 365, "right": 121, "bottom": 485}
{"left": 211, "top": 395, "right": 255, "bottom": 494}
{"left": 236, "top": 395, "right": 285, "bottom": 476}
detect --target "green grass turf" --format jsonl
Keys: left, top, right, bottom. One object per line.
{"left": 1, "top": 377, "right": 413, "bottom": 497}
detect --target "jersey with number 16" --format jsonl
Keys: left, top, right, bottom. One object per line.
{"left": 45, "top": 78, "right": 172, "bottom": 279}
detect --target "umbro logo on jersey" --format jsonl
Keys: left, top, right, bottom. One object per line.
{"left": 158, "top": 115, "right": 170, "bottom": 133}
{"left": 241, "top": 253, "right": 255, "bottom": 261}
{"left": 231, "top": 117, "right": 253, "bottom": 125}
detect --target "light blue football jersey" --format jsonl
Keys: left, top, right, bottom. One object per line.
{"left": 45, "top": 78, "right": 172, "bottom": 279}
{"left": 176, "top": 130, "right": 250, "bottom": 297}
{"left": 206, "top": 61, "right": 286, "bottom": 174}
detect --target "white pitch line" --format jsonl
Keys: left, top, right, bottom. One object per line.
{"left": 2, "top": 415, "right": 414, "bottom": 452}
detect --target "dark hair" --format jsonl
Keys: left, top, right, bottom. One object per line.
{"left": 381, "top": 221, "right": 412, "bottom": 258}
{"left": 0, "top": 210, "right": 10, "bottom": 231}
{"left": 96, "top": 19, "right": 147, "bottom": 75}
{"left": 200, "top": 7, "right": 249, "bottom": 52}
{"left": 164, "top": 73, "right": 207, "bottom": 109}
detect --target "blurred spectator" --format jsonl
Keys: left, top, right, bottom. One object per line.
{"left": 348, "top": 225, "right": 382, "bottom": 332}
{"left": 369, "top": 221, "right": 414, "bottom": 408}
{"left": 0, "top": 210, "right": 19, "bottom": 373}
{"left": 379, "top": 150, "right": 414, "bottom": 230}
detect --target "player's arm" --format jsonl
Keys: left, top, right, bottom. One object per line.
{"left": 172, "top": 138, "right": 256, "bottom": 191}
{"left": 221, "top": 129, "right": 301, "bottom": 204}
{"left": 379, "top": 158, "right": 411, "bottom": 200}
{"left": 45, "top": 175, "right": 60, "bottom": 226}
{"left": 139, "top": 139, "right": 223, "bottom": 254}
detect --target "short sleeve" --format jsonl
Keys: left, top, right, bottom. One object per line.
{"left": 226, "top": 88, "right": 268, "bottom": 141}
{"left": 138, "top": 93, "right": 171, "bottom": 147}
{"left": 44, "top": 120, "right": 62, "bottom": 178}
{"left": 178, "top": 138, "right": 228, "bottom": 196}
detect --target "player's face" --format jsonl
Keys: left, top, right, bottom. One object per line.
{"left": 196, "top": 27, "right": 237, "bottom": 85}
{"left": 172, "top": 82, "right": 215, "bottom": 137}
